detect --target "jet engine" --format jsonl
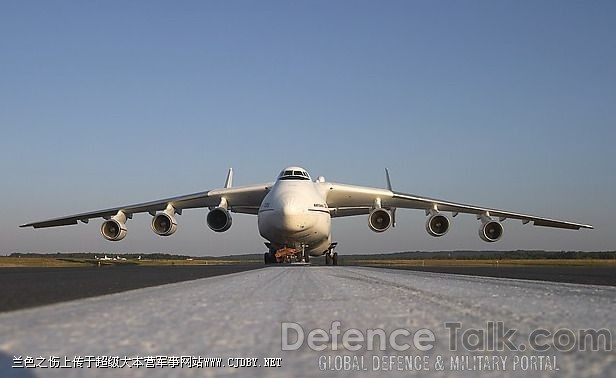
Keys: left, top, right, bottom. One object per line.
{"left": 151, "top": 212, "right": 178, "bottom": 236}
{"left": 101, "top": 217, "right": 127, "bottom": 241}
{"left": 479, "top": 219, "right": 504, "bottom": 242}
{"left": 368, "top": 208, "right": 392, "bottom": 233}
{"left": 207, "top": 207, "right": 232, "bottom": 232}
{"left": 426, "top": 213, "right": 450, "bottom": 237}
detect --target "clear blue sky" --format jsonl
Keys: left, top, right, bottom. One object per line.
{"left": 2, "top": 1, "right": 614, "bottom": 255}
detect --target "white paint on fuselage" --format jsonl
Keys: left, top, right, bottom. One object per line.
{"left": 257, "top": 169, "right": 331, "bottom": 256}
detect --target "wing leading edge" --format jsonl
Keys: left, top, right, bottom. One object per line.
{"left": 20, "top": 183, "right": 272, "bottom": 229}
{"left": 325, "top": 183, "right": 593, "bottom": 230}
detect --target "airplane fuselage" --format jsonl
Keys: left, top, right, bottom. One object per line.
{"left": 257, "top": 179, "right": 331, "bottom": 256}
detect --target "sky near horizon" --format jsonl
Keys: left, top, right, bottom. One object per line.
{"left": 1, "top": 1, "right": 614, "bottom": 256}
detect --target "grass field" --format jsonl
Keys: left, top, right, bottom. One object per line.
{"left": 1, "top": 256, "right": 614, "bottom": 268}
{"left": 0, "top": 257, "right": 257, "bottom": 268}
{"left": 348, "top": 258, "right": 616, "bottom": 267}
{"left": 0, "top": 257, "right": 91, "bottom": 268}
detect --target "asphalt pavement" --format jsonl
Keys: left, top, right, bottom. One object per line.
{"left": 0, "top": 265, "right": 262, "bottom": 312}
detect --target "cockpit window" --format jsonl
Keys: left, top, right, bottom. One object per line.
{"left": 278, "top": 168, "right": 310, "bottom": 181}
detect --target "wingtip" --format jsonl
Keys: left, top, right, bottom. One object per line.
{"left": 575, "top": 224, "right": 594, "bottom": 230}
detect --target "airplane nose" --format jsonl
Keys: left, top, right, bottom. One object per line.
{"left": 281, "top": 200, "right": 299, "bottom": 217}
{"left": 278, "top": 200, "right": 306, "bottom": 232}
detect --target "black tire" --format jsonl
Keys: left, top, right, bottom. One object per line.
{"left": 264, "top": 252, "right": 277, "bottom": 264}
{"left": 332, "top": 252, "right": 338, "bottom": 266}
{"left": 325, "top": 253, "right": 331, "bottom": 265}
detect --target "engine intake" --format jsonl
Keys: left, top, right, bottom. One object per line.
{"left": 368, "top": 208, "right": 392, "bottom": 233}
{"left": 479, "top": 220, "right": 504, "bottom": 242}
{"left": 426, "top": 214, "right": 450, "bottom": 237}
{"left": 151, "top": 212, "right": 177, "bottom": 236}
{"left": 207, "top": 207, "right": 232, "bottom": 232}
{"left": 101, "top": 219, "right": 127, "bottom": 241}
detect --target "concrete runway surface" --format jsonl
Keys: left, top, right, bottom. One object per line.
{"left": 0, "top": 267, "right": 614, "bottom": 377}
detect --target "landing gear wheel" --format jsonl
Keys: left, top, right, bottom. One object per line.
{"left": 325, "top": 253, "right": 331, "bottom": 265}
{"left": 264, "top": 252, "right": 276, "bottom": 264}
{"left": 304, "top": 250, "right": 310, "bottom": 263}
{"left": 332, "top": 252, "right": 338, "bottom": 266}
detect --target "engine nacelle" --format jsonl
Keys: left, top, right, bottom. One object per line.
{"left": 368, "top": 208, "right": 392, "bottom": 233}
{"left": 101, "top": 218, "right": 127, "bottom": 241}
{"left": 426, "top": 213, "right": 450, "bottom": 237}
{"left": 479, "top": 220, "right": 504, "bottom": 242}
{"left": 207, "top": 207, "right": 232, "bottom": 232}
{"left": 151, "top": 212, "right": 178, "bottom": 236}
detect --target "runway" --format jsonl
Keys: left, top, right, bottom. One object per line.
{"left": 0, "top": 267, "right": 614, "bottom": 377}
{"left": 0, "top": 265, "right": 263, "bottom": 312}
{"left": 363, "top": 265, "right": 616, "bottom": 286}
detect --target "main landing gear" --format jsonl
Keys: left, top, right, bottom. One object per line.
{"left": 325, "top": 252, "right": 338, "bottom": 266}
{"left": 324, "top": 243, "right": 338, "bottom": 266}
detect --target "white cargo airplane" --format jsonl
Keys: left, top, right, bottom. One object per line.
{"left": 21, "top": 166, "right": 592, "bottom": 265}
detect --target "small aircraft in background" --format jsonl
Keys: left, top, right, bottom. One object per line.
{"left": 94, "top": 255, "right": 126, "bottom": 261}
{"left": 94, "top": 255, "right": 112, "bottom": 261}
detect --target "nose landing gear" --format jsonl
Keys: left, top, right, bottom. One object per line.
{"left": 264, "top": 251, "right": 277, "bottom": 264}
{"left": 263, "top": 243, "right": 311, "bottom": 264}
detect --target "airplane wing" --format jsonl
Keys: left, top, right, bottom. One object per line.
{"left": 325, "top": 183, "right": 593, "bottom": 230}
{"left": 20, "top": 183, "right": 272, "bottom": 229}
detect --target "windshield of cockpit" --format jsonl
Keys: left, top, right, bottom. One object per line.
{"left": 278, "top": 170, "right": 311, "bottom": 181}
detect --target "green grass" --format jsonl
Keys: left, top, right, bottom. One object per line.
{"left": 3, "top": 255, "right": 613, "bottom": 268}
{"left": 0, "top": 257, "right": 258, "bottom": 268}
{"left": 0, "top": 257, "right": 91, "bottom": 268}
{"left": 348, "top": 258, "right": 616, "bottom": 267}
